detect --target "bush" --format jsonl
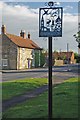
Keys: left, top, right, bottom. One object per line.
{"left": 35, "top": 50, "right": 45, "bottom": 68}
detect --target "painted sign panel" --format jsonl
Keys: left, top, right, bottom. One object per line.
{"left": 39, "top": 7, "right": 63, "bottom": 37}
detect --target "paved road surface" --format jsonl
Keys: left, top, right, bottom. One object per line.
{"left": 2, "top": 64, "right": 79, "bottom": 82}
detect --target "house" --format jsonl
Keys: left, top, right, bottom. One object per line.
{"left": 53, "top": 51, "right": 75, "bottom": 64}
{"left": 43, "top": 51, "right": 75, "bottom": 66}
{"left": 0, "top": 25, "right": 42, "bottom": 70}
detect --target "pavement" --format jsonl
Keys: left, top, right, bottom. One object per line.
{"left": 0, "top": 68, "right": 74, "bottom": 74}
{"left": 1, "top": 63, "right": 80, "bottom": 73}
{"left": 0, "top": 68, "right": 48, "bottom": 73}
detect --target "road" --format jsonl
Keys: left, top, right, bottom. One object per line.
{"left": 2, "top": 64, "right": 79, "bottom": 82}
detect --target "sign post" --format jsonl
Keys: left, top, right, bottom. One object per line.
{"left": 39, "top": 2, "right": 63, "bottom": 119}
{"left": 48, "top": 36, "right": 52, "bottom": 119}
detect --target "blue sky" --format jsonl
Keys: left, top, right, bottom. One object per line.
{"left": 0, "top": 1, "right": 79, "bottom": 52}
{"left": 6, "top": 2, "right": 78, "bottom": 14}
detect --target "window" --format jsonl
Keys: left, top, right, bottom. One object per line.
{"left": 2, "top": 59, "right": 8, "bottom": 66}
{"left": 22, "top": 48, "right": 25, "bottom": 53}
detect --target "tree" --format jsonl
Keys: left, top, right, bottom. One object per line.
{"left": 74, "top": 52, "right": 80, "bottom": 63}
{"left": 74, "top": 52, "right": 78, "bottom": 59}
{"left": 74, "top": 31, "right": 80, "bottom": 48}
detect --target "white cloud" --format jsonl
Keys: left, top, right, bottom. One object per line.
{"left": 1, "top": 2, "right": 39, "bottom": 18}
{"left": 63, "top": 13, "right": 78, "bottom": 23}
{"left": 1, "top": 2, "right": 78, "bottom": 23}
{"left": 0, "top": 1, "right": 4, "bottom": 9}
{"left": 0, "top": 1, "right": 2, "bottom": 28}
{"left": 64, "top": 5, "right": 73, "bottom": 12}
{"left": 55, "top": 2, "right": 60, "bottom": 6}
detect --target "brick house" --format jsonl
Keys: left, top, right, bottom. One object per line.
{"left": 44, "top": 51, "right": 75, "bottom": 66}
{"left": 0, "top": 25, "right": 42, "bottom": 70}
{"left": 53, "top": 51, "right": 75, "bottom": 64}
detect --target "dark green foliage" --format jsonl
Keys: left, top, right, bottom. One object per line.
{"left": 74, "top": 52, "right": 80, "bottom": 63}
{"left": 35, "top": 50, "right": 39, "bottom": 68}
{"left": 35, "top": 50, "right": 45, "bottom": 68}
{"left": 74, "top": 31, "right": 80, "bottom": 48}
{"left": 78, "top": 43, "right": 80, "bottom": 48}
{"left": 40, "top": 51, "right": 45, "bottom": 67}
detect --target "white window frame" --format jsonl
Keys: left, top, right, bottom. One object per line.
{"left": 22, "top": 48, "right": 25, "bottom": 53}
{"left": 2, "top": 59, "right": 8, "bottom": 66}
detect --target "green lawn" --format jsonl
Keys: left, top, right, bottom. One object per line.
{"left": 2, "top": 77, "right": 79, "bottom": 119}
{"left": 2, "top": 78, "right": 48, "bottom": 100}
{"left": 53, "top": 77, "right": 79, "bottom": 118}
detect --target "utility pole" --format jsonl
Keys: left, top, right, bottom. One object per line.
{"left": 67, "top": 43, "right": 69, "bottom": 64}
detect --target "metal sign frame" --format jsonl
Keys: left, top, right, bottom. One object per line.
{"left": 39, "top": 7, "right": 63, "bottom": 37}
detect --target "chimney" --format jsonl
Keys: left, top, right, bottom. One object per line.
{"left": 1, "top": 25, "right": 6, "bottom": 34}
{"left": 28, "top": 32, "right": 30, "bottom": 39}
{"left": 20, "top": 30, "right": 26, "bottom": 39}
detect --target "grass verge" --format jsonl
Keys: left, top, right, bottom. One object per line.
{"left": 53, "top": 77, "right": 79, "bottom": 118}
{"left": 2, "top": 77, "right": 79, "bottom": 118}
{"left": 2, "top": 78, "right": 48, "bottom": 100}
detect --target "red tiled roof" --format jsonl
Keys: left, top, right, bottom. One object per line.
{"left": 44, "top": 51, "right": 74, "bottom": 58}
{"left": 4, "top": 33, "right": 42, "bottom": 50}
{"left": 53, "top": 52, "right": 73, "bottom": 58}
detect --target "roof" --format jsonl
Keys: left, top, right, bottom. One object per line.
{"left": 44, "top": 51, "right": 74, "bottom": 58}
{"left": 53, "top": 52, "right": 74, "bottom": 58}
{"left": 1, "top": 33, "right": 42, "bottom": 50}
